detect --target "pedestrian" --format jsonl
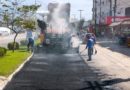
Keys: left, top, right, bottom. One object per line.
{"left": 27, "top": 37, "right": 34, "bottom": 51}
{"left": 91, "top": 33, "right": 96, "bottom": 54}
{"left": 86, "top": 35, "right": 94, "bottom": 61}
{"left": 91, "top": 33, "right": 96, "bottom": 44}
{"left": 26, "top": 29, "right": 34, "bottom": 51}
{"left": 70, "top": 34, "right": 80, "bottom": 53}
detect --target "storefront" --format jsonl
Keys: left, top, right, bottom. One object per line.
{"left": 109, "top": 18, "right": 130, "bottom": 46}
{"left": 106, "top": 16, "right": 130, "bottom": 38}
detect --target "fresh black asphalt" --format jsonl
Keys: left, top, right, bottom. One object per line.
{"left": 3, "top": 47, "right": 103, "bottom": 90}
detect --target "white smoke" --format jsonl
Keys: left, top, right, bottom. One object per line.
{"left": 47, "top": 3, "right": 82, "bottom": 49}
{"left": 51, "top": 0, "right": 69, "bottom": 4}
{"left": 48, "top": 3, "right": 70, "bottom": 34}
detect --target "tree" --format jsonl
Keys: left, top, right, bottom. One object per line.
{"left": 22, "top": 20, "right": 36, "bottom": 30}
{"left": 17, "top": 5, "right": 41, "bottom": 19}
{"left": 0, "top": 0, "right": 41, "bottom": 52}
{"left": 3, "top": 13, "right": 9, "bottom": 27}
{"left": 1, "top": 0, "right": 40, "bottom": 52}
{"left": 18, "top": 5, "right": 40, "bottom": 12}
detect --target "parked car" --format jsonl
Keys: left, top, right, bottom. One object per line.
{"left": 0, "top": 27, "right": 11, "bottom": 36}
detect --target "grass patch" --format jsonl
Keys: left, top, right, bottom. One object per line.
{"left": 0, "top": 46, "right": 31, "bottom": 77}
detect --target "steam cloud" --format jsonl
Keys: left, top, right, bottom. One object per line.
{"left": 48, "top": 3, "right": 70, "bottom": 34}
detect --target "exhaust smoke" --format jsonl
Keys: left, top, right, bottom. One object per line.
{"left": 48, "top": 3, "right": 71, "bottom": 35}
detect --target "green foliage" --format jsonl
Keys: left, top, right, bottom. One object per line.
{"left": 22, "top": 20, "right": 36, "bottom": 30}
{"left": 14, "top": 17, "right": 23, "bottom": 26}
{"left": 0, "top": 47, "right": 7, "bottom": 57}
{"left": 8, "top": 42, "right": 19, "bottom": 50}
{"left": 3, "top": 14, "right": 9, "bottom": 23}
{"left": 18, "top": 5, "right": 41, "bottom": 12}
{"left": 20, "top": 40, "right": 27, "bottom": 46}
{"left": 0, "top": 48, "right": 30, "bottom": 76}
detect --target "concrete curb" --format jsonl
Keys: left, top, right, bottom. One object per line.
{"left": 0, "top": 53, "right": 34, "bottom": 90}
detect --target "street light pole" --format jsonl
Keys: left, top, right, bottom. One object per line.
{"left": 78, "top": 9, "right": 83, "bottom": 20}
{"left": 109, "top": 0, "right": 112, "bottom": 16}
{"left": 114, "top": 0, "right": 117, "bottom": 22}
{"left": 35, "top": 0, "right": 36, "bottom": 5}
{"left": 94, "top": 0, "right": 97, "bottom": 36}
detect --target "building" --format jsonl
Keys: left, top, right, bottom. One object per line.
{"left": 92, "top": 0, "right": 130, "bottom": 36}
{"left": 93, "top": 0, "right": 130, "bottom": 25}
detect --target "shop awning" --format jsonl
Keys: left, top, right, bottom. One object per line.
{"left": 122, "top": 21, "right": 130, "bottom": 24}
{"left": 109, "top": 22, "right": 121, "bottom": 27}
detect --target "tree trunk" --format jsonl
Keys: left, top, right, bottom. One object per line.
{"left": 13, "top": 33, "right": 18, "bottom": 52}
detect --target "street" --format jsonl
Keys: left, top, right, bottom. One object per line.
{"left": 0, "top": 37, "right": 130, "bottom": 90}
{"left": 80, "top": 38, "right": 130, "bottom": 90}
{"left": 3, "top": 47, "right": 103, "bottom": 90}
{"left": 1, "top": 0, "right": 130, "bottom": 89}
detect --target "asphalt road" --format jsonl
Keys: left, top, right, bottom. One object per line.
{"left": 3, "top": 46, "right": 106, "bottom": 90}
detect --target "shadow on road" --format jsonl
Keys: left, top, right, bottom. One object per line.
{"left": 79, "top": 78, "right": 130, "bottom": 90}
{"left": 102, "top": 78, "right": 130, "bottom": 86}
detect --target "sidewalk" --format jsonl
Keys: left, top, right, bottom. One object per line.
{"left": 79, "top": 38, "right": 130, "bottom": 90}
{"left": 0, "top": 77, "right": 7, "bottom": 90}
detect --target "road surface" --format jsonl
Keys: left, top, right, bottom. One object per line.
{"left": 80, "top": 38, "right": 130, "bottom": 90}
{"left": 2, "top": 37, "right": 130, "bottom": 90}
{"left": 3, "top": 46, "right": 107, "bottom": 90}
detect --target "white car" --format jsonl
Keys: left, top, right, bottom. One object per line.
{"left": 0, "top": 27, "right": 11, "bottom": 36}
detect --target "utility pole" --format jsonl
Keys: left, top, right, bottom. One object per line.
{"left": 114, "top": 0, "right": 117, "bottom": 22}
{"left": 35, "top": 0, "right": 36, "bottom": 5}
{"left": 99, "top": 0, "right": 102, "bottom": 22}
{"left": 94, "top": 0, "right": 97, "bottom": 36}
{"left": 78, "top": 9, "right": 83, "bottom": 20}
{"left": 99, "top": 0, "right": 101, "bottom": 36}
{"left": 109, "top": 0, "right": 112, "bottom": 16}
{"left": 99, "top": 0, "right": 101, "bottom": 24}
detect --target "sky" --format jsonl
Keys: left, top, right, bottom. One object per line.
{"left": 23, "top": 0, "right": 93, "bottom": 20}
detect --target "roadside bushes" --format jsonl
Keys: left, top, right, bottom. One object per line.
{"left": 7, "top": 42, "right": 19, "bottom": 50}
{"left": 20, "top": 40, "right": 27, "bottom": 46}
{"left": 0, "top": 47, "right": 7, "bottom": 57}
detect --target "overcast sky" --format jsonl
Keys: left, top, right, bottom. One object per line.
{"left": 23, "top": 0, "right": 93, "bottom": 20}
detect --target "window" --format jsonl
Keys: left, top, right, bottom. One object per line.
{"left": 125, "top": 7, "right": 130, "bottom": 16}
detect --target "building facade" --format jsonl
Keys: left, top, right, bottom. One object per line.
{"left": 93, "top": 0, "right": 130, "bottom": 25}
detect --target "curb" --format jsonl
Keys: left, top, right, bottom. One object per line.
{"left": 0, "top": 53, "right": 34, "bottom": 90}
